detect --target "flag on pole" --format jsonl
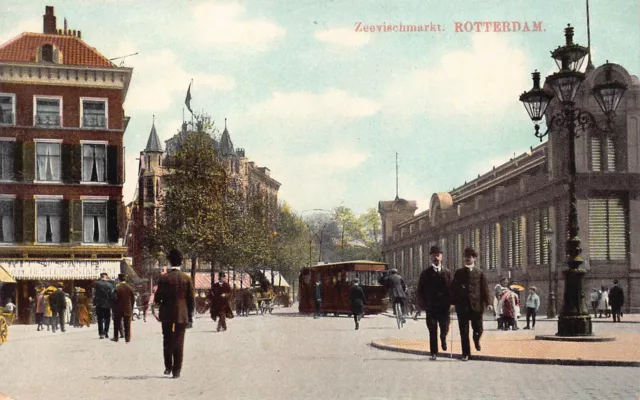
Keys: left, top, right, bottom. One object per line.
{"left": 185, "top": 81, "right": 193, "bottom": 114}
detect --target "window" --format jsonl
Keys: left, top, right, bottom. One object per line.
{"left": 0, "top": 199, "right": 14, "bottom": 243}
{"left": 0, "top": 94, "right": 15, "bottom": 125}
{"left": 82, "top": 143, "right": 106, "bottom": 182}
{"left": 41, "top": 44, "right": 53, "bottom": 62}
{"left": 533, "top": 208, "right": 550, "bottom": 265}
{"left": 482, "top": 222, "right": 500, "bottom": 270}
{"left": 36, "top": 141, "right": 61, "bottom": 181}
{"left": 36, "top": 200, "right": 62, "bottom": 243}
{"left": 589, "top": 197, "right": 628, "bottom": 261}
{"left": 35, "top": 97, "right": 61, "bottom": 127}
{"left": 606, "top": 137, "right": 616, "bottom": 172}
{"left": 145, "top": 178, "right": 155, "bottom": 202}
{"left": 0, "top": 141, "right": 14, "bottom": 181}
{"left": 507, "top": 216, "right": 524, "bottom": 268}
{"left": 591, "top": 135, "right": 618, "bottom": 172}
{"left": 83, "top": 201, "right": 107, "bottom": 243}
{"left": 81, "top": 99, "right": 107, "bottom": 128}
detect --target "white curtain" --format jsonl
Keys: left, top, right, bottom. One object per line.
{"left": 83, "top": 216, "right": 93, "bottom": 242}
{"left": 95, "top": 145, "right": 105, "bottom": 181}
{"left": 50, "top": 145, "right": 61, "bottom": 181}
{"left": 2, "top": 215, "right": 13, "bottom": 242}
{"left": 97, "top": 216, "right": 106, "bottom": 242}
{"left": 82, "top": 145, "right": 93, "bottom": 182}
{"left": 36, "top": 143, "right": 61, "bottom": 181}
{"left": 37, "top": 146, "right": 47, "bottom": 180}
{"left": 37, "top": 215, "right": 47, "bottom": 242}
{"left": 50, "top": 215, "right": 61, "bottom": 243}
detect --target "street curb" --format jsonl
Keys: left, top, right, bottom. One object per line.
{"left": 369, "top": 341, "right": 640, "bottom": 368}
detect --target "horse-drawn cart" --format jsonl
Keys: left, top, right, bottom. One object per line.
{"left": 0, "top": 308, "right": 13, "bottom": 344}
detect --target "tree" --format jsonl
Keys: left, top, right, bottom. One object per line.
{"left": 272, "top": 202, "right": 310, "bottom": 286}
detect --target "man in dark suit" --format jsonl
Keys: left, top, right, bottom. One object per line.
{"left": 111, "top": 273, "right": 135, "bottom": 343}
{"left": 49, "top": 283, "right": 67, "bottom": 333}
{"left": 154, "top": 249, "right": 195, "bottom": 379}
{"left": 210, "top": 272, "right": 233, "bottom": 332}
{"left": 386, "top": 269, "right": 408, "bottom": 321}
{"left": 94, "top": 273, "right": 115, "bottom": 339}
{"left": 349, "top": 278, "right": 366, "bottom": 330}
{"left": 313, "top": 280, "right": 322, "bottom": 319}
{"left": 451, "top": 248, "right": 493, "bottom": 361}
{"left": 417, "top": 246, "right": 452, "bottom": 360}
{"left": 609, "top": 279, "right": 624, "bottom": 322}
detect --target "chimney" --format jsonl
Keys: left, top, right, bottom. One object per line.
{"left": 43, "top": 6, "right": 57, "bottom": 34}
{"left": 77, "top": 31, "right": 81, "bottom": 39}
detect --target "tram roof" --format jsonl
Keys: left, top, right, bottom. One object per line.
{"left": 308, "top": 260, "right": 387, "bottom": 270}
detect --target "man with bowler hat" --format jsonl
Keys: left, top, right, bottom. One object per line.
{"left": 94, "top": 272, "right": 115, "bottom": 339}
{"left": 112, "top": 273, "right": 135, "bottom": 343}
{"left": 154, "top": 249, "right": 195, "bottom": 378}
{"left": 451, "top": 248, "right": 492, "bottom": 361}
{"left": 417, "top": 246, "right": 452, "bottom": 360}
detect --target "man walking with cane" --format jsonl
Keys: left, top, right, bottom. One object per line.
{"left": 417, "top": 246, "right": 452, "bottom": 360}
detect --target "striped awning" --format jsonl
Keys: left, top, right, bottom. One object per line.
{"left": 1, "top": 260, "right": 121, "bottom": 280}
{"left": 0, "top": 265, "right": 15, "bottom": 283}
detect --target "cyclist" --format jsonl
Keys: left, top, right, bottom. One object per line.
{"left": 386, "top": 269, "right": 408, "bottom": 323}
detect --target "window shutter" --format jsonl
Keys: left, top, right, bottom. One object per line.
{"left": 588, "top": 199, "right": 608, "bottom": 260}
{"left": 61, "top": 144, "right": 73, "bottom": 183}
{"left": 534, "top": 214, "right": 541, "bottom": 265}
{"left": 13, "top": 199, "right": 24, "bottom": 242}
{"left": 107, "top": 145, "right": 118, "bottom": 184}
{"left": 608, "top": 198, "right": 627, "bottom": 260}
{"left": 107, "top": 200, "right": 118, "bottom": 243}
{"left": 591, "top": 136, "right": 601, "bottom": 172}
{"left": 22, "top": 141, "right": 35, "bottom": 181}
{"left": 12, "top": 141, "right": 23, "bottom": 181}
{"left": 606, "top": 137, "right": 616, "bottom": 172}
{"left": 70, "top": 200, "right": 83, "bottom": 242}
{"left": 71, "top": 144, "right": 82, "bottom": 183}
{"left": 60, "top": 200, "right": 70, "bottom": 242}
{"left": 23, "top": 199, "right": 35, "bottom": 243}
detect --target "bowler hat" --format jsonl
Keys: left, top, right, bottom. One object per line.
{"left": 118, "top": 273, "right": 126, "bottom": 281}
{"left": 463, "top": 247, "right": 478, "bottom": 258}
{"left": 429, "top": 246, "right": 443, "bottom": 255}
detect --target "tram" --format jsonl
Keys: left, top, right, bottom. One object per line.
{"left": 298, "top": 260, "right": 388, "bottom": 316}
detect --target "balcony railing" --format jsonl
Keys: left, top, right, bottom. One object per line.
{"left": 83, "top": 115, "right": 107, "bottom": 128}
{"left": 35, "top": 114, "right": 61, "bottom": 127}
{"left": 0, "top": 112, "right": 13, "bottom": 125}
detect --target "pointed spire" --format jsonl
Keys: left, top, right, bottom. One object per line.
{"left": 219, "top": 117, "right": 236, "bottom": 156}
{"left": 145, "top": 115, "right": 163, "bottom": 153}
{"left": 585, "top": 0, "right": 595, "bottom": 71}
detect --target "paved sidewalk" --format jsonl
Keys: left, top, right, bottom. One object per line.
{"left": 372, "top": 313, "right": 640, "bottom": 367}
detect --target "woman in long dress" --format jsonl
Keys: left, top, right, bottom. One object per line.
{"left": 75, "top": 292, "right": 91, "bottom": 327}
{"left": 597, "top": 287, "right": 609, "bottom": 318}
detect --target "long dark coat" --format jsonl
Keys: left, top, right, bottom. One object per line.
{"left": 417, "top": 266, "right": 452, "bottom": 314}
{"left": 450, "top": 267, "right": 491, "bottom": 313}
{"left": 349, "top": 284, "right": 366, "bottom": 315}
{"left": 609, "top": 285, "right": 624, "bottom": 309}
{"left": 49, "top": 289, "right": 67, "bottom": 313}
{"left": 385, "top": 274, "right": 407, "bottom": 299}
{"left": 154, "top": 269, "right": 195, "bottom": 324}
{"left": 114, "top": 282, "right": 135, "bottom": 317}
{"left": 210, "top": 282, "right": 233, "bottom": 320}
{"left": 93, "top": 279, "right": 114, "bottom": 309}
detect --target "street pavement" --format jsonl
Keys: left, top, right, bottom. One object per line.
{"left": 1, "top": 307, "right": 639, "bottom": 400}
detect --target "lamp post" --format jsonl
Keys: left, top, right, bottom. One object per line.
{"left": 545, "top": 228, "right": 556, "bottom": 319}
{"left": 519, "top": 24, "right": 627, "bottom": 336}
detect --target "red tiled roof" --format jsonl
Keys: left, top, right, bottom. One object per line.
{"left": 0, "top": 33, "right": 114, "bottom": 67}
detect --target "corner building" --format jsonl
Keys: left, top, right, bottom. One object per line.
{"left": 0, "top": 7, "right": 132, "bottom": 323}
{"left": 379, "top": 63, "right": 640, "bottom": 315}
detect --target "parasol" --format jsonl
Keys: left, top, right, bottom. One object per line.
{"left": 509, "top": 284, "right": 525, "bottom": 291}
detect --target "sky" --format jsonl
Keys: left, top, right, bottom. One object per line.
{"left": 2, "top": 0, "right": 639, "bottom": 215}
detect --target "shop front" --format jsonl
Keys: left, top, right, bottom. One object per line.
{"left": 1, "top": 259, "right": 121, "bottom": 324}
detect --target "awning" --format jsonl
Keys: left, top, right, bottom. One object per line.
{"left": 1, "top": 260, "right": 121, "bottom": 280}
{"left": 0, "top": 265, "right": 16, "bottom": 283}
{"left": 193, "top": 272, "right": 252, "bottom": 290}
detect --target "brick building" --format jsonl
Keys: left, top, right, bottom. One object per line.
{"left": 126, "top": 119, "right": 280, "bottom": 274}
{"left": 0, "top": 6, "right": 132, "bottom": 322}
{"left": 379, "top": 62, "right": 640, "bottom": 314}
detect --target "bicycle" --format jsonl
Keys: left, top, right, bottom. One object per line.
{"left": 393, "top": 299, "right": 406, "bottom": 329}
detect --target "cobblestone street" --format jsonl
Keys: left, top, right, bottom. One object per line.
{"left": 1, "top": 307, "right": 640, "bottom": 400}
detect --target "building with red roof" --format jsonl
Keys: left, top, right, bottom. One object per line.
{"left": 0, "top": 6, "right": 133, "bottom": 323}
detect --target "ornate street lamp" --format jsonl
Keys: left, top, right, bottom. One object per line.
{"left": 544, "top": 228, "right": 556, "bottom": 319}
{"left": 519, "top": 24, "right": 627, "bottom": 336}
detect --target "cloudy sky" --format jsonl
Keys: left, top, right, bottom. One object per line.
{"left": 2, "top": 0, "right": 638, "bottom": 214}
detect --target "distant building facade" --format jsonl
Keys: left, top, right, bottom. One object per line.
{"left": 0, "top": 7, "right": 132, "bottom": 322}
{"left": 126, "top": 120, "right": 280, "bottom": 274}
{"left": 379, "top": 63, "right": 640, "bottom": 314}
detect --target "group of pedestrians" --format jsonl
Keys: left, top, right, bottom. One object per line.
{"left": 591, "top": 280, "right": 625, "bottom": 321}
{"left": 93, "top": 272, "right": 136, "bottom": 342}
{"left": 33, "top": 283, "right": 70, "bottom": 332}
